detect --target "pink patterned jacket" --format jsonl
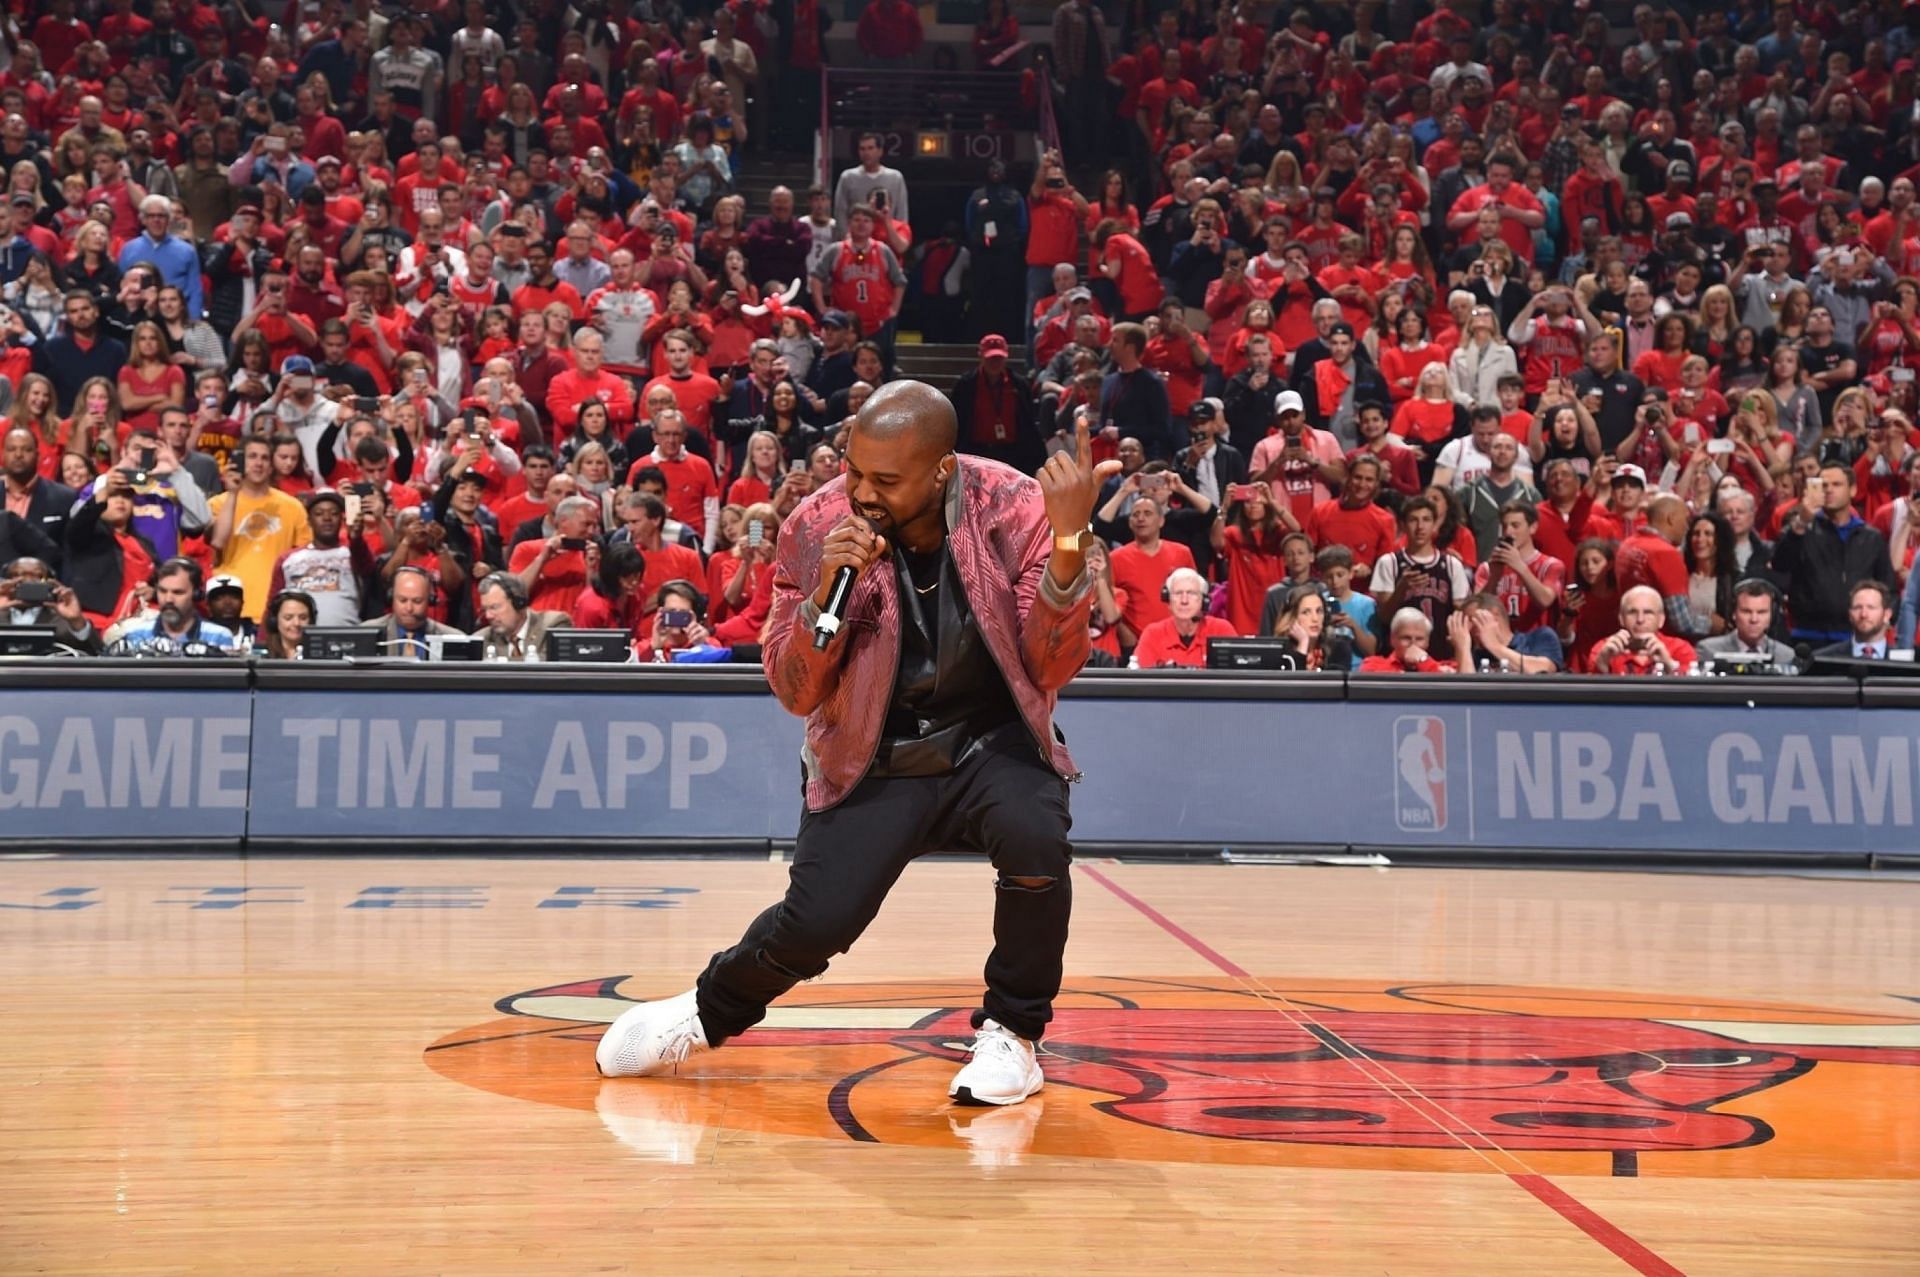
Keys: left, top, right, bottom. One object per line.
{"left": 762, "top": 455, "right": 1094, "bottom": 810}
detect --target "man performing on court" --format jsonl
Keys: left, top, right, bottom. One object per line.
{"left": 597, "top": 381, "right": 1116, "bottom": 1104}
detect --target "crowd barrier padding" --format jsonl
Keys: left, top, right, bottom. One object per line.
{"left": 1, "top": 664, "right": 1915, "bottom": 867}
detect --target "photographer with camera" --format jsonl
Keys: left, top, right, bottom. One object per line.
{"left": 0, "top": 557, "right": 99, "bottom": 652}
{"left": 1590, "top": 586, "right": 1697, "bottom": 675}
{"left": 73, "top": 421, "right": 208, "bottom": 564}
{"left": 508, "top": 494, "right": 602, "bottom": 615}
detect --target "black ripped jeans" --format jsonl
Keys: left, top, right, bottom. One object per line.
{"left": 696, "top": 725, "right": 1074, "bottom": 1044}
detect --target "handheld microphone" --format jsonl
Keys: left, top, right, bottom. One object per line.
{"left": 812, "top": 564, "right": 858, "bottom": 650}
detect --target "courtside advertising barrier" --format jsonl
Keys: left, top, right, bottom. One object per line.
{"left": 1, "top": 666, "right": 1915, "bottom": 862}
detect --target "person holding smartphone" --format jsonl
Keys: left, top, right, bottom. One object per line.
{"left": 508, "top": 493, "right": 602, "bottom": 615}
{"left": 0, "top": 557, "right": 99, "bottom": 651}
{"left": 644, "top": 578, "right": 719, "bottom": 662}
{"left": 1772, "top": 460, "right": 1895, "bottom": 643}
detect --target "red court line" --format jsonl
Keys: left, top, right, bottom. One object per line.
{"left": 1511, "top": 1175, "right": 1687, "bottom": 1277}
{"left": 1079, "top": 864, "right": 1250, "bottom": 978}
{"left": 1077, "top": 864, "right": 1687, "bottom": 1277}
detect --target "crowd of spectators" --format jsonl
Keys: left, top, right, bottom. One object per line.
{"left": 0, "top": 0, "right": 1916, "bottom": 676}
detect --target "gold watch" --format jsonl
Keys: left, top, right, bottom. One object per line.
{"left": 1053, "top": 526, "right": 1092, "bottom": 553}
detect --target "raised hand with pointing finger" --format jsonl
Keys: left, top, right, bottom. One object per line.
{"left": 1037, "top": 414, "right": 1124, "bottom": 588}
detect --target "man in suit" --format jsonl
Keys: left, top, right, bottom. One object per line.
{"left": 1698, "top": 579, "right": 1798, "bottom": 673}
{"left": 474, "top": 573, "right": 570, "bottom": 662}
{"left": 1174, "top": 399, "right": 1247, "bottom": 509}
{"left": 2, "top": 425, "right": 75, "bottom": 565}
{"left": 0, "top": 556, "right": 100, "bottom": 651}
{"left": 365, "top": 563, "right": 464, "bottom": 659}
{"left": 1812, "top": 580, "right": 1906, "bottom": 665}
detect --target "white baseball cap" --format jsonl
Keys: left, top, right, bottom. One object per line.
{"left": 1273, "top": 390, "right": 1305, "bottom": 416}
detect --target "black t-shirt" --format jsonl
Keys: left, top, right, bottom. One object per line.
{"left": 1799, "top": 339, "right": 1854, "bottom": 421}
{"left": 1572, "top": 366, "right": 1648, "bottom": 451}
{"left": 872, "top": 545, "right": 1022, "bottom": 778}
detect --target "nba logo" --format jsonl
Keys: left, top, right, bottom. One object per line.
{"left": 1393, "top": 716, "right": 1448, "bottom": 832}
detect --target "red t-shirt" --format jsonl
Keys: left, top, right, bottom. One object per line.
{"left": 1357, "top": 654, "right": 1455, "bottom": 674}
{"left": 253, "top": 313, "right": 316, "bottom": 369}
{"left": 641, "top": 371, "right": 722, "bottom": 434}
{"left": 726, "top": 475, "right": 773, "bottom": 508}
{"left": 1308, "top": 498, "right": 1399, "bottom": 572}
{"left": 1102, "top": 233, "right": 1162, "bottom": 316}
{"left": 507, "top": 542, "right": 591, "bottom": 615}
{"left": 1131, "top": 615, "right": 1237, "bottom": 668}
{"left": 1108, "top": 539, "right": 1196, "bottom": 636}
{"left": 639, "top": 451, "right": 719, "bottom": 535}
{"left": 1220, "top": 525, "right": 1286, "bottom": 636}
{"left": 117, "top": 363, "right": 185, "bottom": 436}
{"left": 1590, "top": 633, "right": 1698, "bottom": 675}
{"left": 1613, "top": 531, "right": 1688, "bottom": 604}
{"left": 1027, "top": 192, "right": 1081, "bottom": 268}
{"left": 635, "top": 541, "right": 707, "bottom": 624}
{"left": 1143, "top": 333, "right": 1208, "bottom": 415}
{"left": 1446, "top": 183, "right": 1543, "bottom": 263}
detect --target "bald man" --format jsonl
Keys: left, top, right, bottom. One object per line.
{"left": 599, "top": 381, "right": 1119, "bottom": 1106}
{"left": 1591, "top": 585, "right": 1698, "bottom": 675}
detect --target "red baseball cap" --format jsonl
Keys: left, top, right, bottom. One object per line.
{"left": 978, "top": 335, "right": 1009, "bottom": 359}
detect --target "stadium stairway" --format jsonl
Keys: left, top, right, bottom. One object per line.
{"left": 893, "top": 341, "right": 1029, "bottom": 385}
{"left": 732, "top": 148, "right": 820, "bottom": 219}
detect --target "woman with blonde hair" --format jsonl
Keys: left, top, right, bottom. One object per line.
{"left": 1692, "top": 284, "right": 1738, "bottom": 361}
{"left": 1262, "top": 150, "right": 1310, "bottom": 226}
{"left": 568, "top": 440, "right": 617, "bottom": 501}
{"left": 7, "top": 372, "right": 66, "bottom": 477}
{"left": 59, "top": 218, "right": 120, "bottom": 302}
{"left": 1392, "top": 363, "right": 1470, "bottom": 459}
{"left": 1448, "top": 305, "right": 1518, "bottom": 408}
{"left": 118, "top": 319, "right": 188, "bottom": 435}
{"left": 725, "top": 429, "right": 785, "bottom": 507}
{"left": 710, "top": 500, "right": 780, "bottom": 637}
{"left": 5, "top": 159, "right": 42, "bottom": 210}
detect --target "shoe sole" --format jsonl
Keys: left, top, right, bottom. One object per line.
{"left": 949, "top": 1079, "right": 1044, "bottom": 1107}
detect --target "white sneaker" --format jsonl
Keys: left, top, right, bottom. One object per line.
{"left": 595, "top": 989, "right": 713, "bottom": 1078}
{"left": 947, "top": 1019, "right": 1045, "bottom": 1106}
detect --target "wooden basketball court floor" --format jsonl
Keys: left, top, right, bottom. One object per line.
{"left": 2, "top": 854, "right": 1917, "bottom": 1276}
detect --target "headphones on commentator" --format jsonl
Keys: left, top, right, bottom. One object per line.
{"left": 484, "top": 573, "right": 530, "bottom": 612}
{"left": 654, "top": 578, "right": 708, "bottom": 621}
{"left": 1160, "top": 567, "right": 1204, "bottom": 605}
{"left": 150, "top": 556, "right": 205, "bottom": 602}
{"left": 1732, "top": 577, "right": 1783, "bottom": 607}
{"left": 391, "top": 563, "right": 441, "bottom": 609}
